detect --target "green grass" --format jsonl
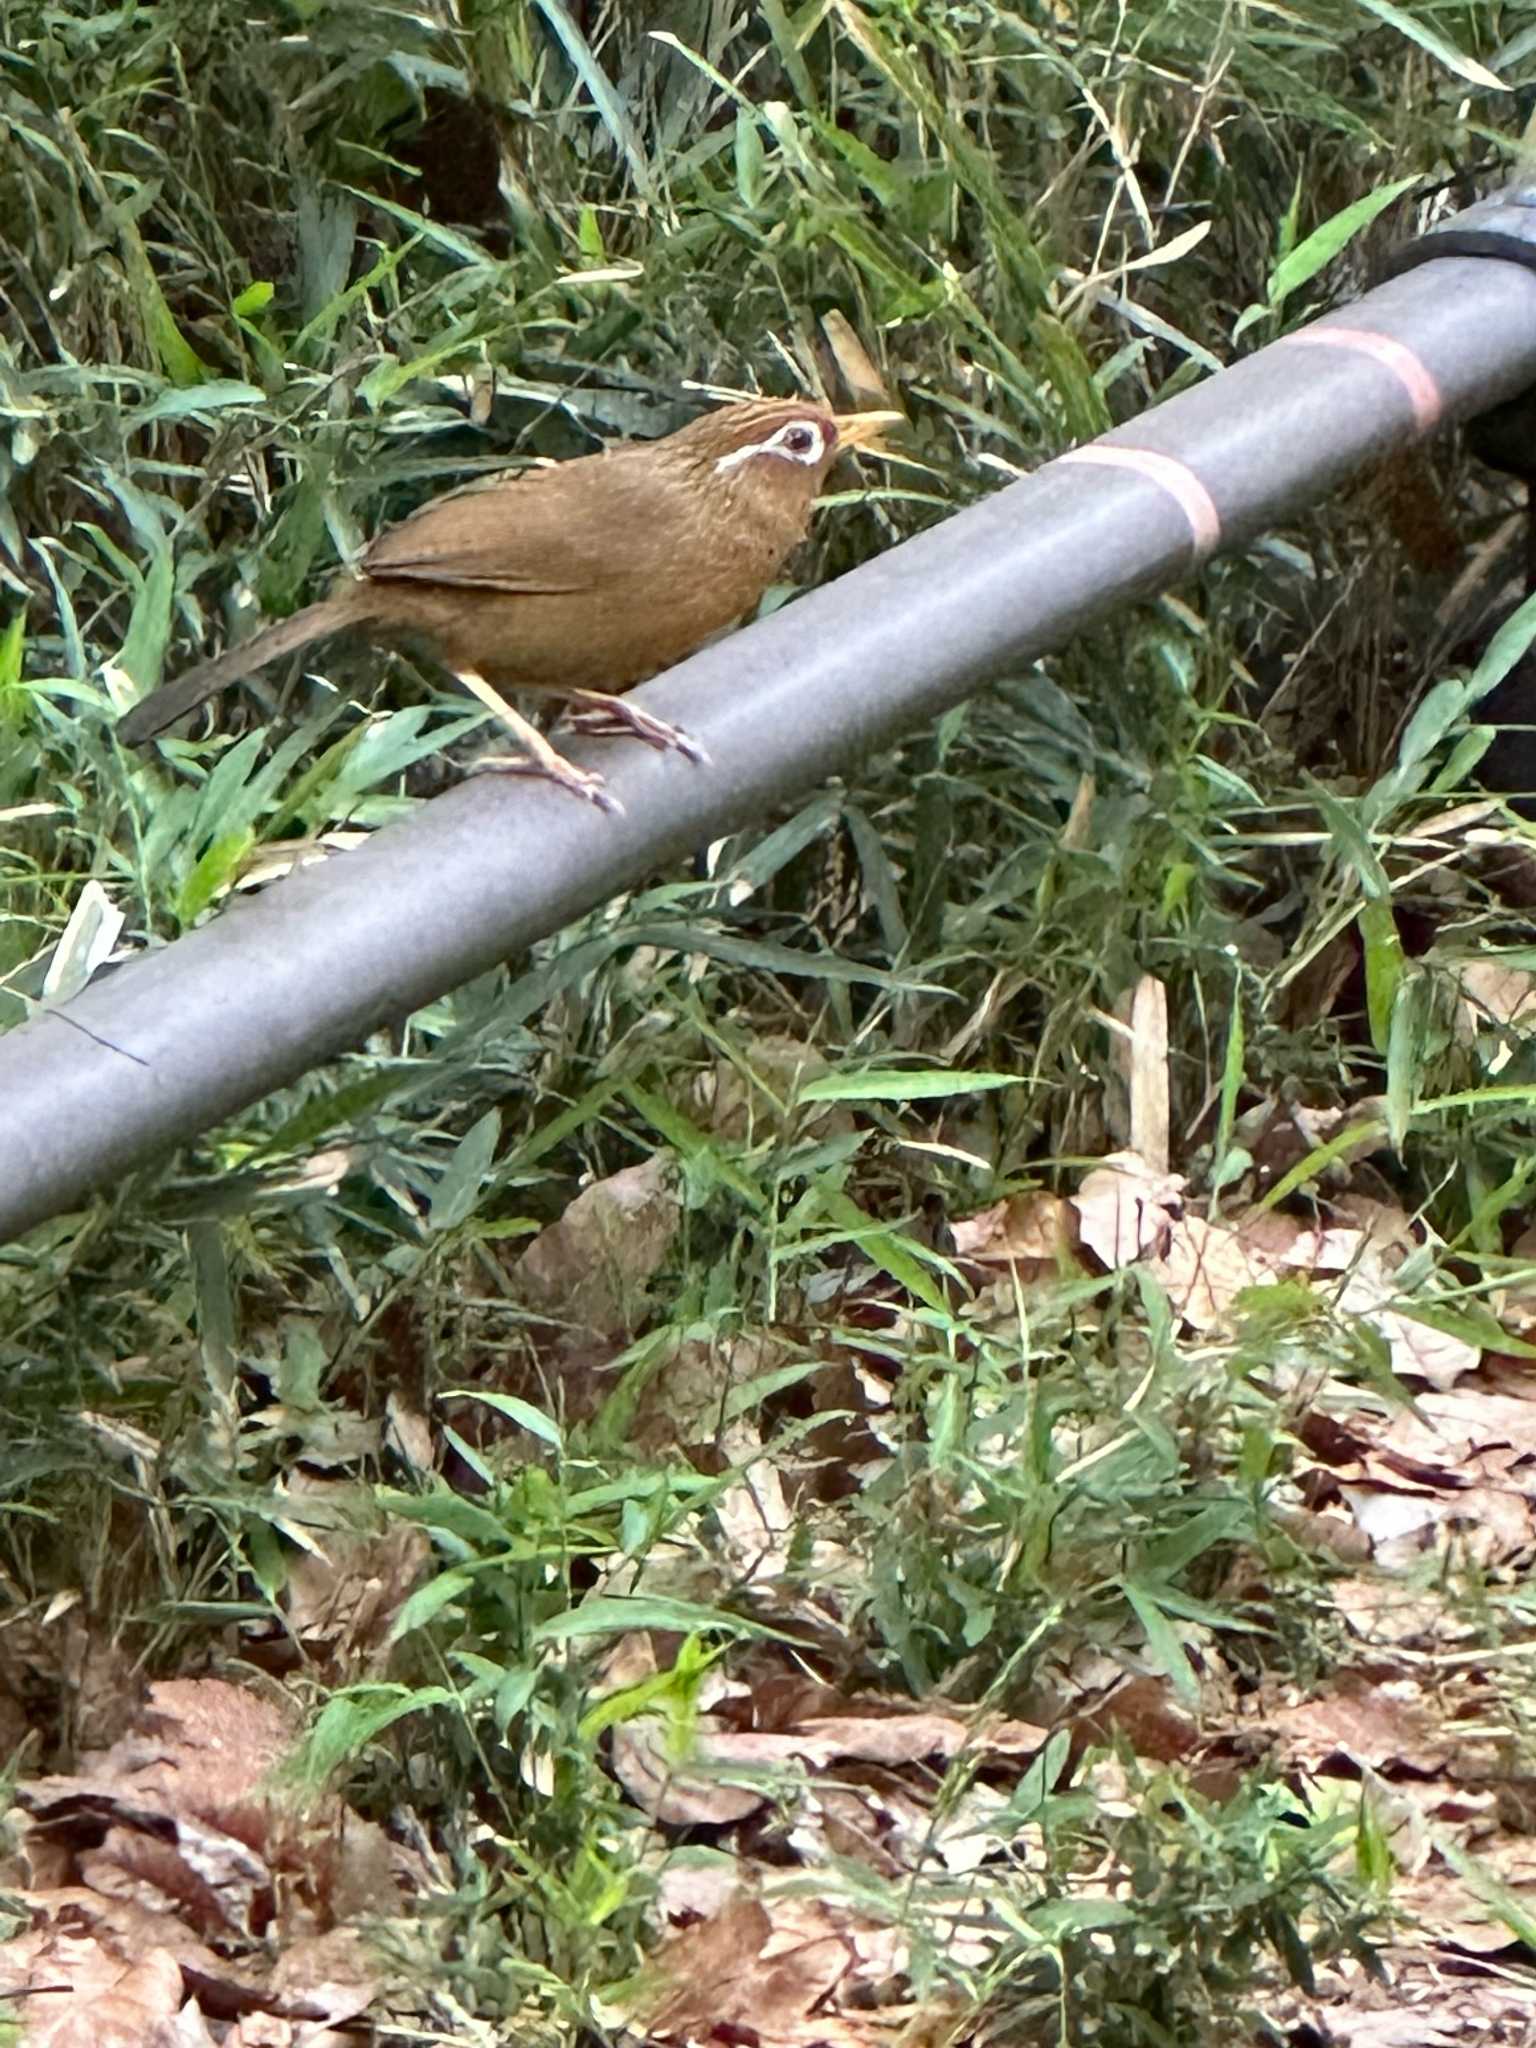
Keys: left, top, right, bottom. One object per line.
{"left": 4, "top": 0, "right": 1536, "bottom": 2042}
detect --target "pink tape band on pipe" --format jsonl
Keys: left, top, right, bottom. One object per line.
{"left": 1055, "top": 444, "right": 1223, "bottom": 560}
{"left": 1280, "top": 326, "right": 1443, "bottom": 433}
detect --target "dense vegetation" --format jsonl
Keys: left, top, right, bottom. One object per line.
{"left": 4, "top": 2, "right": 1536, "bottom": 2042}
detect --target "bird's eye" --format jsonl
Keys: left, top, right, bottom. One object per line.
{"left": 713, "top": 416, "right": 828, "bottom": 477}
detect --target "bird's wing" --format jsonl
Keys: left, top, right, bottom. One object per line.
{"left": 359, "top": 460, "right": 600, "bottom": 594}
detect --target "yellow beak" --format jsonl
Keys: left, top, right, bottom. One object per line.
{"left": 834, "top": 409, "right": 905, "bottom": 452}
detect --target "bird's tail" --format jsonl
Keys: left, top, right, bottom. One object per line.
{"left": 116, "top": 593, "right": 358, "bottom": 746}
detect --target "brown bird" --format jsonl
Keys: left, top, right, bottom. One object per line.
{"left": 117, "top": 398, "right": 897, "bottom": 810}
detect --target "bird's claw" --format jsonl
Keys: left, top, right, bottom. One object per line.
{"left": 471, "top": 752, "right": 624, "bottom": 815}
{"left": 563, "top": 701, "right": 710, "bottom": 765}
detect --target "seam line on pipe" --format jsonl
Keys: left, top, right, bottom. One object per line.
{"left": 1278, "top": 327, "right": 1442, "bottom": 433}
{"left": 1055, "top": 444, "right": 1222, "bottom": 560}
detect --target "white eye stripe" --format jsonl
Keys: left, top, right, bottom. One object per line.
{"left": 713, "top": 418, "right": 829, "bottom": 475}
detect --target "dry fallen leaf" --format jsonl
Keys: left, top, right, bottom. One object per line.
{"left": 513, "top": 1156, "right": 681, "bottom": 1339}
{"left": 1339, "top": 1478, "right": 1533, "bottom": 1573}
{"left": 1332, "top": 1265, "right": 1482, "bottom": 1388}
{"left": 1393, "top": 1840, "right": 1536, "bottom": 1956}
{"left": 5, "top": 1680, "right": 401, "bottom": 2037}
{"left": 950, "top": 1191, "right": 1078, "bottom": 1275}
{"left": 264, "top": 1925, "right": 379, "bottom": 2029}
{"left": 709, "top": 1446, "right": 797, "bottom": 1581}
{"left": 20, "top": 1678, "right": 298, "bottom": 1863}
{"left": 1260, "top": 1671, "right": 1453, "bottom": 1777}
{"left": 1453, "top": 957, "right": 1536, "bottom": 1075}
{"left": 689, "top": 1034, "right": 852, "bottom": 1143}
{"left": 1265, "top": 1943, "right": 1536, "bottom": 2044}
{"left": 629, "top": 1329, "right": 795, "bottom": 1454}
{"left": 1072, "top": 1153, "right": 1186, "bottom": 1269}
{"left": 1331, "top": 1576, "right": 1480, "bottom": 1648}
{"left": 1149, "top": 1213, "right": 1278, "bottom": 1331}
{"left": 787, "top": 1711, "right": 1050, "bottom": 1766}
{"left": 274, "top": 1476, "right": 431, "bottom": 1670}
{"left": 6, "top": 1937, "right": 204, "bottom": 2048}
{"left": 611, "top": 1694, "right": 1049, "bottom": 1827}
{"left": 610, "top": 1715, "right": 772, "bottom": 1827}
{"left": 619, "top": 1889, "right": 916, "bottom": 2048}
{"left": 1236, "top": 1094, "right": 1392, "bottom": 1183}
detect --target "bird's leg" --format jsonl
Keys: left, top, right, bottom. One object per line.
{"left": 541, "top": 687, "right": 709, "bottom": 765}
{"left": 455, "top": 669, "right": 620, "bottom": 815}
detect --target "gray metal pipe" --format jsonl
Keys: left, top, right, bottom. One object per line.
{"left": 5, "top": 244, "right": 1536, "bottom": 1241}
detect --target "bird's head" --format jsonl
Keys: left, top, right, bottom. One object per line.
{"left": 670, "top": 398, "right": 900, "bottom": 511}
